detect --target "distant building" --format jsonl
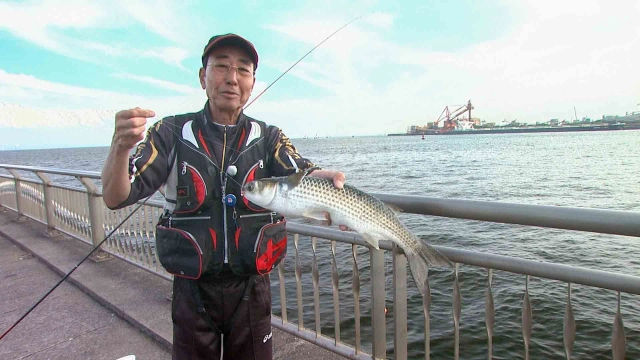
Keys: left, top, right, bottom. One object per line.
{"left": 601, "top": 114, "right": 639, "bottom": 123}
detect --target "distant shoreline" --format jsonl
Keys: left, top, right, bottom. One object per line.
{"left": 388, "top": 124, "right": 640, "bottom": 136}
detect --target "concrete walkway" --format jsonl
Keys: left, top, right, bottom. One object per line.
{"left": 0, "top": 209, "right": 346, "bottom": 360}
{"left": 0, "top": 223, "right": 171, "bottom": 360}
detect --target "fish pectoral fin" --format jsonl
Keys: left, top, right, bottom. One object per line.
{"left": 361, "top": 232, "right": 381, "bottom": 250}
{"left": 299, "top": 217, "right": 331, "bottom": 227}
{"left": 302, "top": 211, "right": 329, "bottom": 222}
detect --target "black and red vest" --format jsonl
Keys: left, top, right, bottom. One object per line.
{"left": 155, "top": 110, "right": 287, "bottom": 279}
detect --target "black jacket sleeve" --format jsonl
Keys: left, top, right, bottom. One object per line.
{"left": 266, "top": 126, "right": 317, "bottom": 177}
{"left": 114, "top": 117, "right": 175, "bottom": 209}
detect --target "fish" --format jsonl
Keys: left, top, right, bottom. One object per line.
{"left": 241, "top": 167, "right": 452, "bottom": 297}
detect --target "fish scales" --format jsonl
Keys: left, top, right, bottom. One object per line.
{"left": 242, "top": 171, "right": 452, "bottom": 297}
{"left": 288, "top": 177, "right": 391, "bottom": 231}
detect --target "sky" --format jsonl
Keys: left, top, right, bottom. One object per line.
{"left": 0, "top": 0, "right": 639, "bottom": 150}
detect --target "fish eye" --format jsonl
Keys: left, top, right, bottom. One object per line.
{"left": 246, "top": 183, "right": 254, "bottom": 192}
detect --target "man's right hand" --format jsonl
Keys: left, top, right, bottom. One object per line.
{"left": 113, "top": 108, "right": 156, "bottom": 151}
{"left": 102, "top": 107, "right": 155, "bottom": 209}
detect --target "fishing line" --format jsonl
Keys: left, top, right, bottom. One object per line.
{"left": 155, "top": 13, "right": 366, "bottom": 186}
{"left": 161, "top": 120, "right": 263, "bottom": 167}
{"left": 162, "top": 122, "right": 261, "bottom": 188}
{"left": 244, "top": 14, "right": 364, "bottom": 109}
{"left": 0, "top": 13, "right": 365, "bottom": 341}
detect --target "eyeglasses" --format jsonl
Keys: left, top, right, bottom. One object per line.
{"left": 211, "top": 62, "right": 254, "bottom": 78}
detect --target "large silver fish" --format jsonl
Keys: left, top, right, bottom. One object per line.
{"left": 241, "top": 168, "right": 452, "bottom": 297}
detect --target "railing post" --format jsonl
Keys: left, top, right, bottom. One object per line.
{"left": 77, "top": 176, "right": 109, "bottom": 262}
{"left": 7, "top": 169, "right": 27, "bottom": 222}
{"left": 370, "top": 247, "right": 386, "bottom": 359}
{"left": 393, "top": 244, "right": 408, "bottom": 360}
{"left": 35, "top": 172, "right": 61, "bottom": 238}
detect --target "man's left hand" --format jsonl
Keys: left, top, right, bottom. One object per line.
{"left": 308, "top": 169, "right": 350, "bottom": 231}
{"left": 308, "top": 169, "right": 345, "bottom": 189}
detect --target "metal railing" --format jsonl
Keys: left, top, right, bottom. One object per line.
{"left": 1, "top": 164, "right": 639, "bottom": 360}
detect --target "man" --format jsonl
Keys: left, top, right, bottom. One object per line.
{"left": 101, "top": 34, "right": 346, "bottom": 360}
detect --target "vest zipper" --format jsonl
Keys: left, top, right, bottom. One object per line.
{"left": 221, "top": 127, "right": 229, "bottom": 264}
{"left": 238, "top": 212, "right": 277, "bottom": 219}
{"left": 168, "top": 215, "right": 211, "bottom": 227}
{"left": 170, "top": 216, "right": 212, "bottom": 220}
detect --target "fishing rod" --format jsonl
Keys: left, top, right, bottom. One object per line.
{"left": 140, "top": 13, "right": 366, "bottom": 190}
{"left": 0, "top": 14, "right": 365, "bottom": 342}
{"left": 244, "top": 14, "right": 363, "bottom": 109}
{"left": 159, "top": 13, "right": 366, "bottom": 187}
{"left": 0, "top": 196, "right": 151, "bottom": 341}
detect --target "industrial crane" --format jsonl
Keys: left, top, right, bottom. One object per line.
{"left": 433, "top": 100, "right": 474, "bottom": 131}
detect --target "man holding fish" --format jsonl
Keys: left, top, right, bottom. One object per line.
{"left": 102, "top": 33, "right": 450, "bottom": 360}
{"left": 101, "top": 33, "right": 347, "bottom": 360}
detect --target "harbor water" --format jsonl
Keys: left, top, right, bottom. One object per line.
{"left": 1, "top": 130, "right": 639, "bottom": 359}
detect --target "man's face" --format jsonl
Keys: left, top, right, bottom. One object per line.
{"left": 199, "top": 45, "right": 256, "bottom": 113}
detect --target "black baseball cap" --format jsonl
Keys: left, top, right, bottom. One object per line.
{"left": 201, "top": 33, "right": 259, "bottom": 70}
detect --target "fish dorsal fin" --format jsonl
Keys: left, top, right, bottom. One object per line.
{"left": 286, "top": 166, "right": 321, "bottom": 188}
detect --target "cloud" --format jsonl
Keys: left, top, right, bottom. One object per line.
{"left": 2, "top": 0, "right": 639, "bottom": 146}
{"left": 111, "top": 73, "right": 200, "bottom": 94}
{"left": 0, "top": 69, "right": 121, "bottom": 100}
{"left": 116, "top": 0, "right": 185, "bottom": 43}
{"left": 138, "top": 47, "right": 191, "bottom": 70}
{"left": 363, "top": 12, "right": 394, "bottom": 29}
{"left": 0, "top": 0, "right": 192, "bottom": 69}
{"left": 0, "top": 69, "right": 208, "bottom": 130}
{"left": 0, "top": 1, "right": 111, "bottom": 58}
{"left": 74, "top": 41, "right": 190, "bottom": 69}
{"left": 0, "top": 102, "right": 116, "bottom": 128}
{"left": 259, "top": 1, "right": 640, "bottom": 135}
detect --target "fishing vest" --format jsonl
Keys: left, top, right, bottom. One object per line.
{"left": 155, "top": 111, "right": 288, "bottom": 279}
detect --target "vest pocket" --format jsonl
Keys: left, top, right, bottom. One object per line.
{"left": 156, "top": 216, "right": 218, "bottom": 278}
{"left": 254, "top": 220, "right": 288, "bottom": 275}
{"left": 174, "top": 161, "right": 208, "bottom": 214}
{"left": 230, "top": 214, "right": 287, "bottom": 276}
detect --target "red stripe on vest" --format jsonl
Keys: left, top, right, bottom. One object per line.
{"left": 237, "top": 128, "right": 246, "bottom": 150}
{"left": 256, "top": 236, "right": 287, "bottom": 273}
{"left": 235, "top": 227, "right": 241, "bottom": 249}
{"left": 198, "top": 129, "right": 211, "bottom": 157}
{"left": 209, "top": 228, "right": 217, "bottom": 250}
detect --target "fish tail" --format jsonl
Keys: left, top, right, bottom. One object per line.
{"left": 406, "top": 240, "right": 452, "bottom": 297}
{"left": 405, "top": 251, "right": 431, "bottom": 297}
{"left": 416, "top": 239, "right": 452, "bottom": 267}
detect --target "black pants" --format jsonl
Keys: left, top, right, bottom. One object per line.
{"left": 171, "top": 271, "right": 273, "bottom": 360}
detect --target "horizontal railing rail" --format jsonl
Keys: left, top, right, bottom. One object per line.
{"left": 372, "top": 193, "right": 640, "bottom": 238}
{"left": 288, "top": 223, "right": 640, "bottom": 295}
{"left": 0, "top": 164, "right": 102, "bottom": 179}
{"left": 1, "top": 164, "right": 638, "bottom": 360}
